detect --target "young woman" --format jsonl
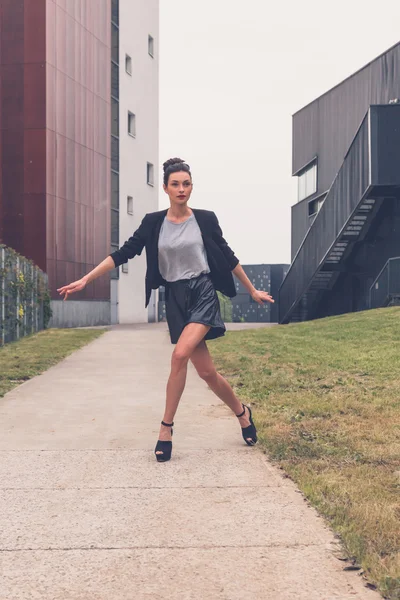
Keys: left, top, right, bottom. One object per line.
{"left": 57, "top": 158, "right": 274, "bottom": 462}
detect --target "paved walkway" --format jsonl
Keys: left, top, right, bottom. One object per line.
{"left": 0, "top": 324, "right": 379, "bottom": 600}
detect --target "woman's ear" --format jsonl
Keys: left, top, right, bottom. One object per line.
{"left": 163, "top": 184, "right": 168, "bottom": 194}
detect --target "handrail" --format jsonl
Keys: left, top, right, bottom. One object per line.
{"left": 369, "top": 257, "right": 400, "bottom": 309}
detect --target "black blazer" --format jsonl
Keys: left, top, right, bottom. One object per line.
{"left": 110, "top": 208, "right": 239, "bottom": 307}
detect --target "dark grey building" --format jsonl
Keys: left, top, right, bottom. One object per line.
{"left": 280, "top": 42, "right": 400, "bottom": 323}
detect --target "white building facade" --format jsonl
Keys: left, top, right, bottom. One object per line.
{"left": 111, "top": 0, "right": 159, "bottom": 324}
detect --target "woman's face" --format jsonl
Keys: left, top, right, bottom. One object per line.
{"left": 163, "top": 171, "right": 193, "bottom": 204}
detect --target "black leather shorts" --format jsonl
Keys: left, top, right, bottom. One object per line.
{"left": 165, "top": 273, "right": 226, "bottom": 344}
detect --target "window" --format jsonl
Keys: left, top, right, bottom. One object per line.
{"left": 111, "top": 62, "right": 119, "bottom": 99}
{"left": 122, "top": 263, "right": 129, "bottom": 274}
{"left": 147, "top": 162, "right": 154, "bottom": 186}
{"left": 308, "top": 196, "right": 324, "bottom": 217}
{"left": 111, "top": 0, "right": 119, "bottom": 25}
{"left": 125, "top": 54, "right": 132, "bottom": 75}
{"left": 128, "top": 112, "right": 136, "bottom": 136}
{"left": 111, "top": 135, "right": 119, "bottom": 171}
{"left": 111, "top": 209, "right": 119, "bottom": 245}
{"left": 148, "top": 35, "right": 154, "bottom": 57}
{"left": 127, "top": 196, "right": 133, "bottom": 215}
{"left": 112, "top": 23, "right": 119, "bottom": 64}
{"left": 298, "top": 162, "right": 317, "bottom": 202}
{"left": 111, "top": 97, "right": 119, "bottom": 136}
{"left": 111, "top": 171, "right": 119, "bottom": 209}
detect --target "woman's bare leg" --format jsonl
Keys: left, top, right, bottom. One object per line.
{"left": 190, "top": 340, "right": 253, "bottom": 441}
{"left": 156, "top": 323, "right": 211, "bottom": 454}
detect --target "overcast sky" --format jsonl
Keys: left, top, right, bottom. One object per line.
{"left": 159, "top": 0, "right": 400, "bottom": 265}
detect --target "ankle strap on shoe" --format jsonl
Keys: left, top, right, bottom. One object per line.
{"left": 161, "top": 420, "right": 174, "bottom": 427}
{"left": 235, "top": 405, "right": 246, "bottom": 418}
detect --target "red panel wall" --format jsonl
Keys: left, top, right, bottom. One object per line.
{"left": 46, "top": 0, "right": 111, "bottom": 301}
{"left": 0, "top": 0, "right": 111, "bottom": 301}
{"left": 0, "top": 0, "right": 47, "bottom": 270}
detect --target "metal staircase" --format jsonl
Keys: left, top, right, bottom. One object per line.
{"left": 279, "top": 105, "right": 400, "bottom": 324}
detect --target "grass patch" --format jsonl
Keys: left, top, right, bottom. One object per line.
{"left": 210, "top": 307, "right": 400, "bottom": 599}
{"left": 0, "top": 328, "right": 107, "bottom": 398}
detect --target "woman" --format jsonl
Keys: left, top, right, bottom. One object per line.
{"left": 57, "top": 158, "right": 274, "bottom": 462}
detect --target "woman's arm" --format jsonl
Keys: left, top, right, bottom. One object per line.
{"left": 211, "top": 212, "right": 239, "bottom": 270}
{"left": 232, "top": 263, "right": 274, "bottom": 305}
{"left": 57, "top": 214, "right": 149, "bottom": 301}
{"left": 57, "top": 257, "right": 116, "bottom": 301}
{"left": 211, "top": 212, "right": 274, "bottom": 305}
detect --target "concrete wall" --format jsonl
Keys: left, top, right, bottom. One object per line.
{"left": 117, "top": 0, "right": 159, "bottom": 324}
{"left": 50, "top": 301, "right": 111, "bottom": 328}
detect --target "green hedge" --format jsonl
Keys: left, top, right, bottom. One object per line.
{"left": 0, "top": 245, "right": 52, "bottom": 346}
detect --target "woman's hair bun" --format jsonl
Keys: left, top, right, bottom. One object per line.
{"left": 162, "top": 157, "right": 192, "bottom": 185}
{"left": 163, "top": 157, "right": 187, "bottom": 172}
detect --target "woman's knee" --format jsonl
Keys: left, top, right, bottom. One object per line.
{"left": 197, "top": 366, "right": 218, "bottom": 382}
{"left": 171, "top": 347, "right": 190, "bottom": 368}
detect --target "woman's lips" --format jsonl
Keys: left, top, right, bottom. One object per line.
{"left": 178, "top": 195, "right": 186, "bottom": 199}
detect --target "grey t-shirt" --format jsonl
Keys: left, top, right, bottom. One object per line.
{"left": 158, "top": 213, "right": 211, "bottom": 282}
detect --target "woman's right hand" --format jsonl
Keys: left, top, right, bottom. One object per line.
{"left": 57, "top": 278, "right": 87, "bottom": 301}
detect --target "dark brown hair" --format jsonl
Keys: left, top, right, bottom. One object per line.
{"left": 163, "top": 157, "right": 192, "bottom": 186}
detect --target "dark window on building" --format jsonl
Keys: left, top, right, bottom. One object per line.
{"left": 111, "top": 136, "right": 119, "bottom": 172}
{"left": 127, "top": 196, "right": 133, "bottom": 215}
{"left": 125, "top": 54, "right": 132, "bottom": 75}
{"left": 111, "top": 171, "right": 119, "bottom": 209}
{"left": 148, "top": 35, "right": 154, "bottom": 57}
{"left": 147, "top": 162, "right": 154, "bottom": 186}
{"left": 308, "top": 196, "right": 325, "bottom": 217}
{"left": 111, "top": 62, "right": 119, "bottom": 99}
{"left": 111, "top": 97, "right": 119, "bottom": 136}
{"left": 128, "top": 112, "right": 136, "bottom": 136}
{"left": 111, "top": 0, "right": 119, "bottom": 25}
{"left": 111, "top": 209, "right": 119, "bottom": 245}
{"left": 112, "top": 23, "right": 119, "bottom": 64}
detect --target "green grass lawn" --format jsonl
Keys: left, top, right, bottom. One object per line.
{"left": 0, "top": 328, "right": 107, "bottom": 398}
{"left": 210, "top": 307, "right": 400, "bottom": 599}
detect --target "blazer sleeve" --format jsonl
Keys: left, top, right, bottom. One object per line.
{"left": 109, "top": 214, "right": 149, "bottom": 268}
{"left": 211, "top": 212, "right": 240, "bottom": 270}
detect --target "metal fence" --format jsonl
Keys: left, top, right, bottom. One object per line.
{"left": 0, "top": 246, "right": 52, "bottom": 346}
{"left": 369, "top": 257, "right": 400, "bottom": 309}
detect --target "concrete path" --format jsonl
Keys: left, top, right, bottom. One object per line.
{"left": 0, "top": 324, "right": 379, "bottom": 600}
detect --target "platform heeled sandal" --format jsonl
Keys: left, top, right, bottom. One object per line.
{"left": 236, "top": 404, "right": 257, "bottom": 446}
{"left": 154, "top": 421, "right": 174, "bottom": 462}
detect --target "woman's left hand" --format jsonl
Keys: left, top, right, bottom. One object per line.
{"left": 251, "top": 290, "right": 275, "bottom": 305}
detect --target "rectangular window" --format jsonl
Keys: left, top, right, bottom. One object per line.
{"left": 111, "top": 171, "right": 119, "bottom": 209}
{"left": 127, "top": 196, "right": 133, "bottom": 215}
{"left": 111, "top": 0, "right": 119, "bottom": 25}
{"left": 111, "top": 97, "right": 119, "bottom": 136}
{"left": 148, "top": 35, "right": 154, "bottom": 57}
{"left": 111, "top": 209, "right": 119, "bottom": 245}
{"left": 298, "top": 162, "right": 317, "bottom": 202}
{"left": 125, "top": 54, "right": 132, "bottom": 75}
{"left": 111, "top": 61, "right": 119, "bottom": 99}
{"left": 128, "top": 112, "right": 136, "bottom": 137}
{"left": 122, "top": 263, "right": 129, "bottom": 274}
{"left": 147, "top": 162, "right": 154, "bottom": 186}
{"left": 111, "top": 136, "right": 119, "bottom": 172}
{"left": 308, "top": 195, "right": 325, "bottom": 217}
{"left": 112, "top": 23, "right": 119, "bottom": 64}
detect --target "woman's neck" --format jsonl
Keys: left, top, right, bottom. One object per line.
{"left": 167, "top": 204, "right": 192, "bottom": 220}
